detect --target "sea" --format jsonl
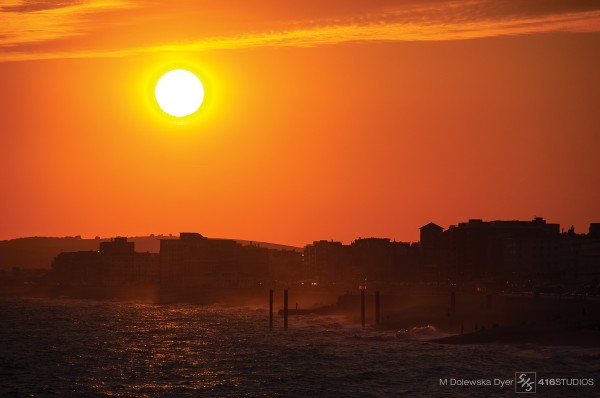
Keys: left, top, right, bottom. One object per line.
{"left": 1, "top": 298, "right": 598, "bottom": 397}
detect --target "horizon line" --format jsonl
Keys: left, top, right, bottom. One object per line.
{"left": 2, "top": 217, "right": 598, "bottom": 247}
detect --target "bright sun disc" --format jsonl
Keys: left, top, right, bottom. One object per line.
{"left": 155, "top": 69, "right": 204, "bottom": 117}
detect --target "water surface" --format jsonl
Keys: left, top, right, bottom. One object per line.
{"left": 1, "top": 298, "right": 598, "bottom": 397}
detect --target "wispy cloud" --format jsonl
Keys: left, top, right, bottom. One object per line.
{"left": 0, "top": 0, "right": 135, "bottom": 48}
{"left": 1, "top": 0, "right": 600, "bottom": 62}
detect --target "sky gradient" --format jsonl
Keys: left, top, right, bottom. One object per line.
{"left": 1, "top": 0, "right": 599, "bottom": 245}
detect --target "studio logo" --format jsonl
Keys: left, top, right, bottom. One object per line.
{"left": 515, "top": 372, "right": 536, "bottom": 393}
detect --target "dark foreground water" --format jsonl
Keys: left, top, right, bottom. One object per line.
{"left": 1, "top": 298, "right": 599, "bottom": 397}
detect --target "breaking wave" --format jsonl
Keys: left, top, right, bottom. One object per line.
{"left": 395, "top": 325, "right": 451, "bottom": 341}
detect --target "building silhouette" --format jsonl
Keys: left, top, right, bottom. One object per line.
{"left": 559, "top": 223, "right": 600, "bottom": 286}
{"left": 159, "top": 233, "right": 272, "bottom": 287}
{"left": 419, "top": 222, "right": 443, "bottom": 252}
{"left": 51, "top": 237, "right": 158, "bottom": 287}
{"left": 303, "top": 238, "right": 417, "bottom": 288}
{"left": 419, "top": 222, "right": 445, "bottom": 279}
{"left": 444, "top": 217, "right": 560, "bottom": 282}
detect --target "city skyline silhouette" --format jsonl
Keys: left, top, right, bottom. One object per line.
{"left": 1, "top": 2, "right": 600, "bottom": 396}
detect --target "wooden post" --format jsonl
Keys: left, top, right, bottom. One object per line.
{"left": 361, "top": 289, "right": 366, "bottom": 327}
{"left": 375, "top": 290, "right": 381, "bottom": 325}
{"left": 269, "top": 289, "right": 273, "bottom": 330}
{"left": 284, "top": 289, "right": 288, "bottom": 330}
{"left": 450, "top": 291, "right": 456, "bottom": 314}
{"left": 486, "top": 294, "right": 492, "bottom": 310}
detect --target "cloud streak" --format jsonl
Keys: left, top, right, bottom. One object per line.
{"left": 0, "top": 0, "right": 135, "bottom": 48}
{"left": 1, "top": 0, "right": 600, "bottom": 62}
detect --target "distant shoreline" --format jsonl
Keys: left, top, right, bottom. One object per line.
{"left": 3, "top": 287, "right": 600, "bottom": 349}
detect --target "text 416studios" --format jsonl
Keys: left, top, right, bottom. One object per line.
{"left": 439, "top": 374, "right": 595, "bottom": 393}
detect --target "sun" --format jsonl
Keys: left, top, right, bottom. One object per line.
{"left": 155, "top": 69, "right": 204, "bottom": 117}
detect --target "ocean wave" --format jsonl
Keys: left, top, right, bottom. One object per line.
{"left": 395, "top": 325, "right": 451, "bottom": 341}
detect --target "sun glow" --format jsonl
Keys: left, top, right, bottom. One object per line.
{"left": 155, "top": 69, "right": 204, "bottom": 117}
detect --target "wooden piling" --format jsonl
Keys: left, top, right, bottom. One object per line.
{"left": 361, "top": 290, "right": 366, "bottom": 327}
{"left": 269, "top": 289, "right": 273, "bottom": 330}
{"left": 283, "top": 289, "right": 288, "bottom": 330}
{"left": 375, "top": 290, "right": 381, "bottom": 325}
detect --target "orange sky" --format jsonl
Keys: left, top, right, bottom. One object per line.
{"left": 1, "top": 1, "right": 599, "bottom": 245}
